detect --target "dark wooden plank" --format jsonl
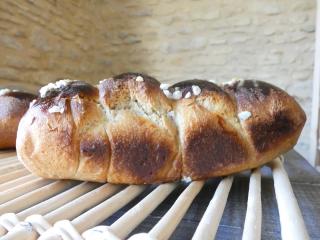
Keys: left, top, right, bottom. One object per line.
{"left": 98, "top": 150, "right": 320, "bottom": 239}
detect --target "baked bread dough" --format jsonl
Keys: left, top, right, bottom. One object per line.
{"left": 0, "top": 89, "right": 36, "bottom": 149}
{"left": 16, "top": 74, "right": 306, "bottom": 184}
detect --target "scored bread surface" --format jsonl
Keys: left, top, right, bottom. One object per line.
{"left": 16, "top": 73, "right": 306, "bottom": 184}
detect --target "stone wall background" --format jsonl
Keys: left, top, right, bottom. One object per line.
{"left": 0, "top": 0, "right": 316, "bottom": 161}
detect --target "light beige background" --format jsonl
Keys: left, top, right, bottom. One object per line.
{"left": 0, "top": 0, "right": 315, "bottom": 160}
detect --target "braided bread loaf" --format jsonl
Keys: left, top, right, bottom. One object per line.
{"left": 16, "top": 73, "right": 306, "bottom": 184}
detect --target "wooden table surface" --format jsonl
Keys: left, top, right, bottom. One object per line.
{"left": 102, "top": 150, "right": 320, "bottom": 240}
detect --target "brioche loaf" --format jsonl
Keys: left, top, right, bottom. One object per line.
{"left": 16, "top": 73, "right": 306, "bottom": 184}
{"left": 0, "top": 89, "right": 36, "bottom": 149}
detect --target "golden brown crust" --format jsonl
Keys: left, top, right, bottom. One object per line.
{"left": 16, "top": 98, "right": 79, "bottom": 179}
{"left": 16, "top": 75, "right": 306, "bottom": 184}
{"left": 16, "top": 81, "right": 108, "bottom": 181}
{"left": 71, "top": 96, "right": 110, "bottom": 182}
{"left": 106, "top": 112, "right": 180, "bottom": 184}
{"left": 0, "top": 91, "right": 36, "bottom": 149}
{"left": 182, "top": 112, "right": 249, "bottom": 179}
{"left": 99, "top": 73, "right": 181, "bottom": 184}
{"left": 223, "top": 80, "right": 306, "bottom": 158}
{"left": 173, "top": 80, "right": 252, "bottom": 179}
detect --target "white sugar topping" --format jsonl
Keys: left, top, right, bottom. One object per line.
{"left": 99, "top": 79, "right": 109, "bottom": 84}
{"left": 39, "top": 79, "right": 77, "bottom": 98}
{"left": 135, "top": 76, "right": 144, "bottom": 82}
{"left": 182, "top": 176, "right": 192, "bottom": 183}
{"left": 29, "top": 99, "right": 36, "bottom": 107}
{"left": 238, "top": 80, "right": 245, "bottom": 87}
{"left": 238, "top": 111, "right": 252, "bottom": 122}
{"left": 160, "top": 83, "right": 170, "bottom": 90}
{"left": 39, "top": 83, "right": 55, "bottom": 97}
{"left": 184, "top": 92, "right": 191, "bottom": 98}
{"left": 163, "top": 86, "right": 201, "bottom": 100}
{"left": 0, "top": 88, "right": 12, "bottom": 96}
{"left": 192, "top": 85, "right": 201, "bottom": 96}
{"left": 48, "top": 105, "right": 64, "bottom": 114}
{"left": 163, "top": 89, "right": 171, "bottom": 97}
{"left": 163, "top": 88, "right": 183, "bottom": 100}
{"left": 225, "top": 77, "right": 244, "bottom": 86}
{"left": 0, "top": 88, "right": 19, "bottom": 96}
{"left": 48, "top": 100, "right": 66, "bottom": 114}
{"left": 172, "top": 90, "right": 182, "bottom": 100}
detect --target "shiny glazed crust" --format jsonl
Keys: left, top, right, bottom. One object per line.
{"left": 16, "top": 74, "right": 306, "bottom": 184}
{"left": 0, "top": 91, "right": 36, "bottom": 149}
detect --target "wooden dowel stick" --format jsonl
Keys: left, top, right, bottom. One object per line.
{"left": 192, "top": 177, "right": 233, "bottom": 240}
{"left": 242, "top": 169, "right": 261, "bottom": 240}
{"left": 0, "top": 162, "right": 23, "bottom": 175}
{"left": 147, "top": 181, "right": 204, "bottom": 240}
{"left": 0, "top": 179, "right": 53, "bottom": 206}
{"left": 110, "top": 183, "right": 177, "bottom": 239}
{"left": 0, "top": 181, "right": 76, "bottom": 214}
{"left": 72, "top": 185, "right": 146, "bottom": 234}
{"left": 2, "top": 184, "right": 121, "bottom": 240}
{"left": 0, "top": 174, "right": 38, "bottom": 192}
{"left": 18, "top": 182, "right": 98, "bottom": 219}
{"left": 270, "top": 158, "right": 310, "bottom": 240}
{"left": 0, "top": 168, "right": 29, "bottom": 184}
{"left": 46, "top": 183, "right": 121, "bottom": 224}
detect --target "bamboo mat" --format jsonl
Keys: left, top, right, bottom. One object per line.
{"left": 0, "top": 150, "right": 319, "bottom": 240}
